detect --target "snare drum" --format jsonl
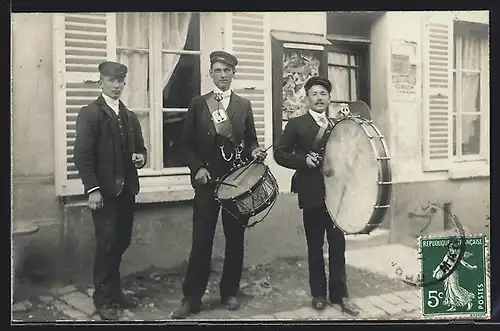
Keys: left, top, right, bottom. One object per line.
{"left": 322, "top": 101, "right": 392, "bottom": 235}
{"left": 214, "top": 161, "right": 279, "bottom": 224}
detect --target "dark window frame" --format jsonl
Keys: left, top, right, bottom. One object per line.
{"left": 271, "top": 39, "right": 370, "bottom": 145}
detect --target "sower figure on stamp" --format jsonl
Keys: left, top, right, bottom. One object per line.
{"left": 172, "top": 51, "right": 267, "bottom": 319}
{"left": 274, "top": 76, "right": 359, "bottom": 316}
{"left": 74, "top": 61, "right": 147, "bottom": 320}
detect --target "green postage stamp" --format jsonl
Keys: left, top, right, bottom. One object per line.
{"left": 419, "top": 234, "right": 490, "bottom": 319}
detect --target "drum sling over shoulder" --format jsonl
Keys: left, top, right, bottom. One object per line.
{"left": 204, "top": 93, "right": 242, "bottom": 164}
{"left": 311, "top": 118, "right": 335, "bottom": 157}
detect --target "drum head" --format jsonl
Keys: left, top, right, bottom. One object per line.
{"left": 322, "top": 119, "right": 379, "bottom": 233}
{"left": 216, "top": 163, "right": 267, "bottom": 200}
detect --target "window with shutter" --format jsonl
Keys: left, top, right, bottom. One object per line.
{"left": 422, "top": 15, "right": 454, "bottom": 172}
{"left": 226, "top": 12, "right": 268, "bottom": 145}
{"left": 53, "top": 13, "right": 116, "bottom": 196}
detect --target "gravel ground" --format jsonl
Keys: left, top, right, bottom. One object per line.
{"left": 12, "top": 278, "right": 69, "bottom": 322}
{"left": 119, "top": 255, "right": 414, "bottom": 318}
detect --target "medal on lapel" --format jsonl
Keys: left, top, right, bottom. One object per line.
{"left": 212, "top": 93, "right": 228, "bottom": 124}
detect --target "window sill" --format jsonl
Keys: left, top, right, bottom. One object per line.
{"left": 448, "top": 162, "right": 490, "bottom": 180}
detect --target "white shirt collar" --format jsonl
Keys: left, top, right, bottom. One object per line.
{"left": 309, "top": 109, "right": 327, "bottom": 121}
{"left": 102, "top": 93, "right": 120, "bottom": 109}
{"left": 213, "top": 86, "right": 232, "bottom": 98}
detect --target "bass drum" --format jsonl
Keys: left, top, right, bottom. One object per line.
{"left": 322, "top": 101, "right": 392, "bottom": 235}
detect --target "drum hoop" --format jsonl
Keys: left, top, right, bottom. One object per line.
{"left": 215, "top": 162, "right": 270, "bottom": 201}
{"left": 324, "top": 117, "right": 393, "bottom": 235}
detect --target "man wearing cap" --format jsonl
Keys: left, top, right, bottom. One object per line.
{"left": 74, "top": 61, "right": 147, "bottom": 320}
{"left": 172, "top": 51, "right": 267, "bottom": 319}
{"left": 274, "top": 76, "right": 360, "bottom": 316}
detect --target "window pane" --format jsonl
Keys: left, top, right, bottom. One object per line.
{"left": 461, "top": 72, "right": 481, "bottom": 112}
{"left": 116, "top": 13, "right": 151, "bottom": 109}
{"left": 328, "top": 66, "right": 350, "bottom": 101}
{"left": 160, "top": 14, "right": 201, "bottom": 168}
{"left": 163, "top": 111, "right": 189, "bottom": 168}
{"left": 458, "top": 34, "right": 481, "bottom": 70}
{"left": 349, "top": 55, "right": 357, "bottom": 66}
{"left": 135, "top": 112, "right": 151, "bottom": 168}
{"left": 452, "top": 114, "right": 457, "bottom": 156}
{"left": 452, "top": 71, "right": 457, "bottom": 113}
{"left": 161, "top": 13, "right": 200, "bottom": 51}
{"left": 461, "top": 115, "right": 481, "bottom": 155}
{"left": 350, "top": 69, "right": 357, "bottom": 100}
{"left": 117, "top": 13, "right": 149, "bottom": 48}
{"left": 163, "top": 54, "right": 201, "bottom": 108}
{"left": 328, "top": 52, "right": 349, "bottom": 65}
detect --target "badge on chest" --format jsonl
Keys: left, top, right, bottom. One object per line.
{"left": 212, "top": 108, "right": 229, "bottom": 124}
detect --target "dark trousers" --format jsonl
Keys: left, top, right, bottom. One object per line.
{"left": 182, "top": 183, "right": 249, "bottom": 305}
{"left": 302, "top": 205, "right": 348, "bottom": 302}
{"left": 91, "top": 190, "right": 135, "bottom": 308}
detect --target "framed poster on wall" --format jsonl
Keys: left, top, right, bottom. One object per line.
{"left": 271, "top": 40, "right": 327, "bottom": 145}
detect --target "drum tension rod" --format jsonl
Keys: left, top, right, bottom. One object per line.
{"left": 376, "top": 156, "right": 391, "bottom": 160}
{"left": 377, "top": 181, "right": 393, "bottom": 185}
{"left": 374, "top": 205, "right": 390, "bottom": 209}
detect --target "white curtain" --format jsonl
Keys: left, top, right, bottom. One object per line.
{"left": 116, "top": 12, "right": 151, "bottom": 165}
{"left": 161, "top": 12, "right": 192, "bottom": 89}
{"left": 327, "top": 52, "right": 357, "bottom": 102}
{"left": 116, "top": 12, "right": 150, "bottom": 109}
{"left": 458, "top": 33, "right": 484, "bottom": 154}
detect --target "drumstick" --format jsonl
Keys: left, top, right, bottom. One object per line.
{"left": 209, "top": 180, "right": 238, "bottom": 188}
{"left": 233, "top": 145, "right": 274, "bottom": 180}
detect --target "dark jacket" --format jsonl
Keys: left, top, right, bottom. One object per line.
{"left": 180, "top": 91, "right": 259, "bottom": 188}
{"left": 274, "top": 112, "right": 327, "bottom": 209}
{"left": 74, "top": 95, "right": 147, "bottom": 198}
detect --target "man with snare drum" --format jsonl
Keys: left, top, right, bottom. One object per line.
{"left": 172, "top": 51, "right": 267, "bottom": 319}
{"left": 274, "top": 76, "right": 359, "bottom": 316}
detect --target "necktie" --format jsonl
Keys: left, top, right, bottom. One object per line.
{"left": 319, "top": 116, "right": 328, "bottom": 128}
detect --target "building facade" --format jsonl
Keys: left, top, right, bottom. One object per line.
{"left": 12, "top": 11, "right": 490, "bottom": 279}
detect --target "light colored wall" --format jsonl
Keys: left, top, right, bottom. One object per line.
{"left": 12, "top": 13, "right": 61, "bottom": 224}
{"left": 12, "top": 13, "right": 55, "bottom": 177}
{"left": 383, "top": 11, "right": 489, "bottom": 183}
{"left": 270, "top": 12, "right": 326, "bottom": 35}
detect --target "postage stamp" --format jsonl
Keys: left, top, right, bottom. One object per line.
{"left": 419, "top": 234, "right": 490, "bottom": 319}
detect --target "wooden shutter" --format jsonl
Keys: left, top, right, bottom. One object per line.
{"left": 225, "top": 12, "right": 268, "bottom": 145}
{"left": 53, "top": 13, "right": 116, "bottom": 196}
{"left": 422, "top": 15, "right": 454, "bottom": 171}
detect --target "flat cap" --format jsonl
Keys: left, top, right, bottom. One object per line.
{"left": 98, "top": 61, "right": 128, "bottom": 79}
{"left": 304, "top": 76, "right": 332, "bottom": 94}
{"left": 210, "top": 51, "right": 238, "bottom": 68}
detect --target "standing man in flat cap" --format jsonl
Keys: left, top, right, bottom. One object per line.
{"left": 74, "top": 61, "right": 147, "bottom": 320}
{"left": 274, "top": 76, "right": 359, "bottom": 316}
{"left": 172, "top": 51, "right": 267, "bottom": 319}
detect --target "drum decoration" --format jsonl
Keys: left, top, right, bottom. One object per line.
{"left": 213, "top": 146, "right": 279, "bottom": 228}
{"left": 322, "top": 101, "right": 392, "bottom": 235}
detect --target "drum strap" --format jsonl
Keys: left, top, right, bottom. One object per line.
{"left": 311, "top": 118, "right": 334, "bottom": 156}
{"left": 204, "top": 93, "right": 236, "bottom": 144}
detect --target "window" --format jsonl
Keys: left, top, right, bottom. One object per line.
{"left": 327, "top": 50, "right": 359, "bottom": 116}
{"left": 116, "top": 12, "right": 201, "bottom": 174}
{"left": 452, "top": 22, "right": 488, "bottom": 160}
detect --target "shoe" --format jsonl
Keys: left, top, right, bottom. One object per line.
{"left": 331, "top": 297, "right": 360, "bottom": 316}
{"left": 171, "top": 301, "right": 201, "bottom": 319}
{"left": 222, "top": 296, "right": 241, "bottom": 310}
{"left": 96, "top": 304, "right": 120, "bottom": 320}
{"left": 115, "top": 291, "right": 138, "bottom": 309}
{"left": 312, "top": 297, "right": 327, "bottom": 310}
